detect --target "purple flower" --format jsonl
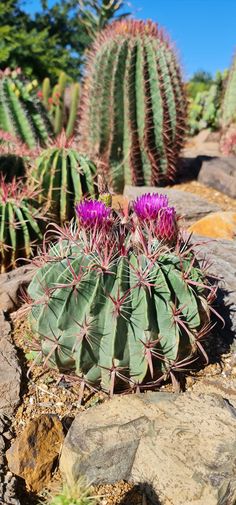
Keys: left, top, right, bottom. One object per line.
{"left": 133, "top": 193, "right": 169, "bottom": 220}
{"left": 133, "top": 193, "right": 177, "bottom": 241}
{"left": 75, "top": 199, "right": 111, "bottom": 228}
{"left": 157, "top": 207, "right": 177, "bottom": 241}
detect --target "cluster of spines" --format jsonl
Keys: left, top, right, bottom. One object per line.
{"left": 79, "top": 19, "right": 187, "bottom": 191}
{"left": 0, "top": 69, "right": 53, "bottom": 148}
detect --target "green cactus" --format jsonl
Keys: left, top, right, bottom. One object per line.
{"left": 222, "top": 54, "right": 236, "bottom": 127}
{"left": 41, "top": 73, "right": 80, "bottom": 137}
{"left": 0, "top": 178, "right": 43, "bottom": 272}
{"left": 27, "top": 194, "right": 216, "bottom": 393}
{"left": 33, "top": 134, "right": 97, "bottom": 224}
{"left": 0, "top": 69, "right": 53, "bottom": 148}
{"left": 78, "top": 19, "right": 187, "bottom": 191}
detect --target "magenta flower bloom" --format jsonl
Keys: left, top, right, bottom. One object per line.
{"left": 133, "top": 193, "right": 169, "bottom": 220}
{"left": 157, "top": 207, "right": 177, "bottom": 241}
{"left": 75, "top": 199, "right": 111, "bottom": 228}
{"left": 133, "top": 193, "right": 177, "bottom": 241}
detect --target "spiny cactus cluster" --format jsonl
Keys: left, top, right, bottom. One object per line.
{"left": 222, "top": 53, "right": 236, "bottom": 128}
{"left": 0, "top": 68, "right": 53, "bottom": 148}
{"left": 41, "top": 72, "right": 80, "bottom": 138}
{"left": 27, "top": 193, "right": 217, "bottom": 393}
{"left": 79, "top": 19, "right": 187, "bottom": 191}
{"left": 0, "top": 178, "right": 43, "bottom": 271}
{"left": 33, "top": 132, "right": 97, "bottom": 223}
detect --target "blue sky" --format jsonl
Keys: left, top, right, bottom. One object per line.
{"left": 24, "top": 0, "right": 236, "bottom": 79}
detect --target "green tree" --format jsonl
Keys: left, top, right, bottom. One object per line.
{"left": 0, "top": 0, "right": 129, "bottom": 83}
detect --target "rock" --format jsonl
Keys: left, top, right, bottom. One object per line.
{"left": 0, "top": 414, "right": 20, "bottom": 505}
{"left": 124, "top": 186, "right": 220, "bottom": 225}
{"left": 60, "top": 392, "right": 236, "bottom": 505}
{"left": 6, "top": 415, "right": 64, "bottom": 493}
{"left": 0, "top": 311, "right": 21, "bottom": 416}
{"left": 198, "top": 156, "right": 236, "bottom": 198}
{"left": 0, "top": 264, "right": 35, "bottom": 313}
{"left": 193, "top": 237, "right": 236, "bottom": 337}
{"left": 189, "top": 211, "right": 236, "bottom": 239}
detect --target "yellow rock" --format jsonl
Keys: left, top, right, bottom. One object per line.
{"left": 188, "top": 212, "right": 236, "bottom": 239}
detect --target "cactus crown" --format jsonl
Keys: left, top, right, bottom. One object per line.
{"left": 27, "top": 193, "right": 217, "bottom": 394}
{"left": 79, "top": 19, "right": 187, "bottom": 191}
{"left": 0, "top": 177, "right": 43, "bottom": 271}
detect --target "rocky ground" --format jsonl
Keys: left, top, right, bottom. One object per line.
{"left": 1, "top": 137, "right": 236, "bottom": 505}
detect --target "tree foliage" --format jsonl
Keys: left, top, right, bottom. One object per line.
{"left": 0, "top": 0, "right": 129, "bottom": 82}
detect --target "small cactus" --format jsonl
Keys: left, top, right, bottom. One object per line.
{"left": 0, "top": 68, "right": 53, "bottom": 148}
{"left": 32, "top": 132, "right": 97, "bottom": 224}
{"left": 79, "top": 19, "right": 187, "bottom": 191}
{"left": 27, "top": 193, "right": 218, "bottom": 393}
{"left": 0, "top": 178, "right": 43, "bottom": 272}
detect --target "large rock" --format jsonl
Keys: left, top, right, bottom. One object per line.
{"left": 0, "top": 264, "right": 35, "bottom": 313}
{"left": 60, "top": 392, "right": 236, "bottom": 505}
{"left": 0, "top": 311, "right": 21, "bottom": 416}
{"left": 198, "top": 157, "right": 236, "bottom": 198}
{"left": 124, "top": 186, "right": 220, "bottom": 225}
{"left": 6, "top": 415, "right": 64, "bottom": 493}
{"left": 189, "top": 211, "right": 236, "bottom": 239}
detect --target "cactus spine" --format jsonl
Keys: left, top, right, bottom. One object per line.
{"left": 79, "top": 19, "right": 187, "bottom": 191}
{"left": 33, "top": 134, "right": 97, "bottom": 224}
{"left": 27, "top": 194, "right": 216, "bottom": 393}
{"left": 0, "top": 69, "right": 53, "bottom": 148}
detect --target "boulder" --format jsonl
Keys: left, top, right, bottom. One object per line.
{"left": 0, "top": 311, "right": 21, "bottom": 416}
{"left": 60, "top": 392, "right": 236, "bottom": 505}
{"left": 6, "top": 415, "right": 64, "bottom": 493}
{"left": 189, "top": 211, "right": 236, "bottom": 239}
{"left": 0, "top": 264, "right": 35, "bottom": 313}
{"left": 124, "top": 186, "right": 220, "bottom": 225}
{"left": 198, "top": 157, "right": 236, "bottom": 198}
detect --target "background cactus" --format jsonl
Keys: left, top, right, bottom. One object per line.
{"left": 27, "top": 194, "right": 217, "bottom": 394}
{"left": 79, "top": 19, "right": 187, "bottom": 191}
{"left": 222, "top": 53, "right": 236, "bottom": 128}
{"left": 0, "top": 69, "right": 53, "bottom": 148}
{"left": 0, "top": 178, "right": 43, "bottom": 272}
{"left": 41, "top": 72, "right": 80, "bottom": 138}
{"left": 33, "top": 133, "right": 97, "bottom": 223}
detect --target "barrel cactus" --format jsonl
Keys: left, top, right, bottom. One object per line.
{"left": 0, "top": 178, "right": 43, "bottom": 272}
{"left": 79, "top": 19, "right": 187, "bottom": 191}
{"left": 222, "top": 54, "right": 236, "bottom": 128}
{"left": 33, "top": 133, "right": 97, "bottom": 223}
{"left": 0, "top": 68, "right": 53, "bottom": 148}
{"left": 27, "top": 193, "right": 217, "bottom": 393}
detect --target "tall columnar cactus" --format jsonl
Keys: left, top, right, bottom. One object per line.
{"left": 222, "top": 54, "right": 236, "bottom": 128}
{"left": 0, "top": 178, "right": 43, "bottom": 272}
{"left": 0, "top": 69, "right": 53, "bottom": 149}
{"left": 27, "top": 193, "right": 217, "bottom": 394}
{"left": 41, "top": 73, "right": 80, "bottom": 137}
{"left": 33, "top": 133, "right": 97, "bottom": 223}
{"left": 79, "top": 19, "right": 187, "bottom": 191}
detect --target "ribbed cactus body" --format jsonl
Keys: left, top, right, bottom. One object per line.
{"left": 28, "top": 195, "right": 215, "bottom": 393}
{"left": 222, "top": 54, "right": 236, "bottom": 127}
{"left": 0, "top": 180, "right": 42, "bottom": 272}
{"left": 33, "top": 141, "right": 97, "bottom": 223}
{"left": 79, "top": 20, "right": 187, "bottom": 190}
{"left": 0, "top": 70, "right": 53, "bottom": 148}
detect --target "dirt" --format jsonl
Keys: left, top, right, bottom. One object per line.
{"left": 171, "top": 180, "right": 236, "bottom": 211}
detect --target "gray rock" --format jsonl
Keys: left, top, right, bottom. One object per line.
{"left": 0, "top": 415, "right": 20, "bottom": 505}
{"left": 60, "top": 392, "right": 236, "bottom": 505}
{"left": 198, "top": 156, "right": 236, "bottom": 198}
{"left": 124, "top": 186, "right": 220, "bottom": 225}
{"left": 0, "top": 311, "right": 21, "bottom": 416}
{"left": 0, "top": 264, "right": 35, "bottom": 314}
